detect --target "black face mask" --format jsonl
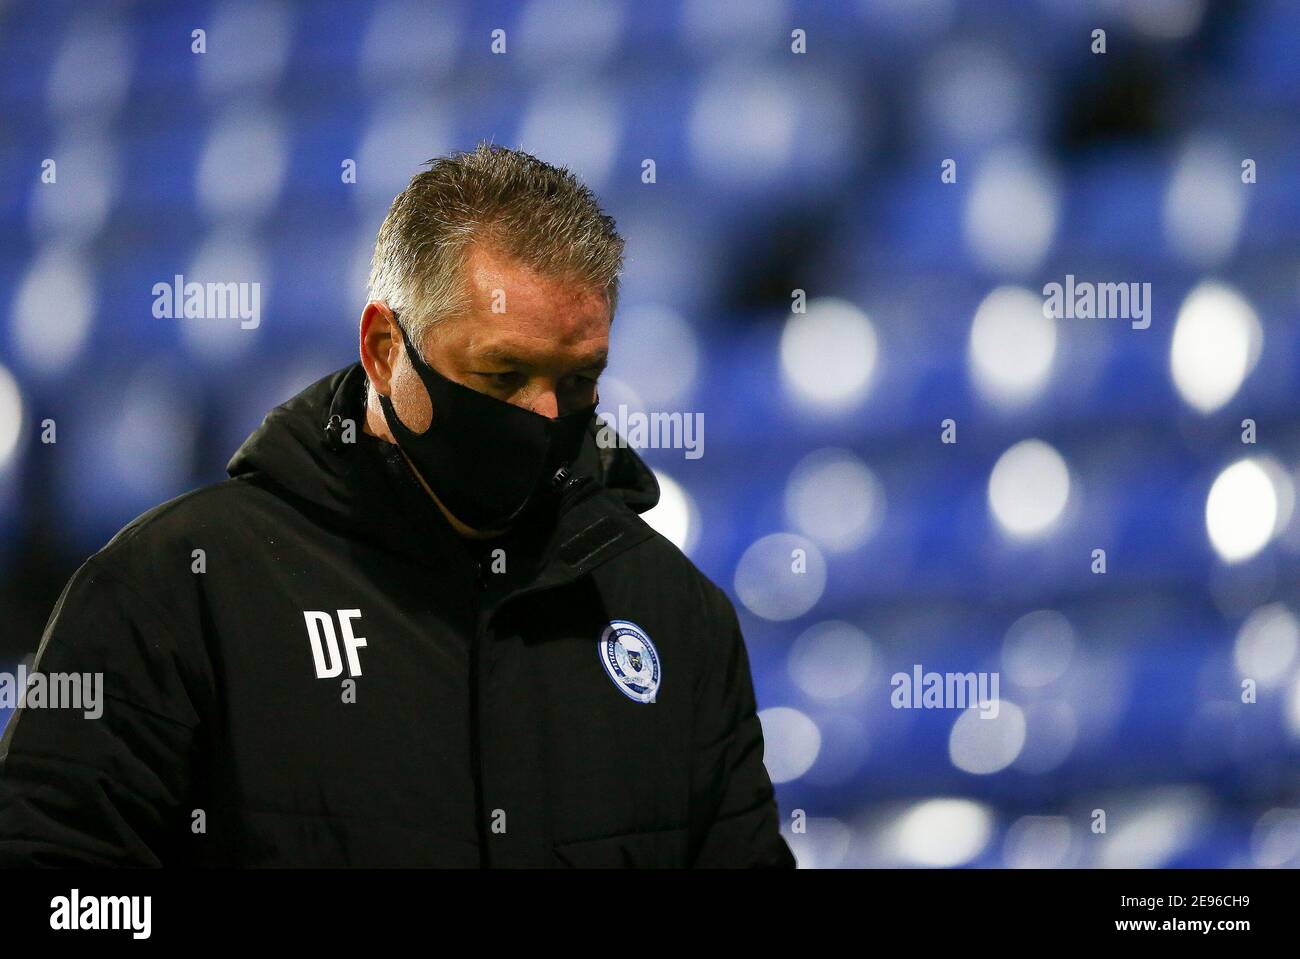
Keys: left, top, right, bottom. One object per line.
{"left": 377, "top": 314, "right": 598, "bottom": 532}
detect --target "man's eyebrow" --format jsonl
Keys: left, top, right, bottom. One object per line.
{"left": 475, "top": 346, "right": 608, "bottom": 371}
{"left": 474, "top": 346, "right": 525, "bottom": 366}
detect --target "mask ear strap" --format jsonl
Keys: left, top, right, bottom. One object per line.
{"left": 377, "top": 310, "right": 423, "bottom": 435}
{"left": 390, "top": 310, "right": 421, "bottom": 366}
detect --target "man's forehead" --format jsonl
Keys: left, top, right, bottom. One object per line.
{"left": 468, "top": 266, "right": 603, "bottom": 307}
{"left": 464, "top": 244, "right": 604, "bottom": 303}
{"left": 434, "top": 243, "right": 613, "bottom": 363}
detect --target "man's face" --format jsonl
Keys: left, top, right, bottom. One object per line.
{"left": 393, "top": 242, "right": 610, "bottom": 427}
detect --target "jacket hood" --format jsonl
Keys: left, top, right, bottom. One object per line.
{"left": 226, "top": 363, "right": 661, "bottom": 542}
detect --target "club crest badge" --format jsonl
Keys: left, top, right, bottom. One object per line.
{"left": 598, "top": 620, "right": 661, "bottom": 704}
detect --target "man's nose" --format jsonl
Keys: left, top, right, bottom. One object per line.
{"left": 526, "top": 386, "right": 559, "bottom": 419}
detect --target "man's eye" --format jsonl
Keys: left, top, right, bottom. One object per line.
{"left": 479, "top": 372, "right": 520, "bottom": 388}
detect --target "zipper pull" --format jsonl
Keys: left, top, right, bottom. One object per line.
{"left": 323, "top": 414, "right": 347, "bottom": 452}
{"left": 551, "top": 464, "right": 590, "bottom": 497}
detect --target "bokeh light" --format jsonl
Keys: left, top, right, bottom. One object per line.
{"left": 779, "top": 298, "right": 878, "bottom": 412}
{"left": 734, "top": 533, "right": 827, "bottom": 621}
{"left": 1170, "top": 281, "right": 1262, "bottom": 414}
{"left": 988, "top": 439, "right": 1071, "bottom": 540}
{"left": 784, "top": 448, "right": 886, "bottom": 553}
{"left": 1206, "top": 458, "right": 1278, "bottom": 564}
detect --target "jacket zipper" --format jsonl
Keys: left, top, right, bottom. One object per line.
{"left": 469, "top": 570, "right": 490, "bottom": 868}
{"left": 466, "top": 467, "right": 593, "bottom": 868}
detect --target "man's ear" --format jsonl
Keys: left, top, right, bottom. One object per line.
{"left": 360, "top": 301, "right": 399, "bottom": 395}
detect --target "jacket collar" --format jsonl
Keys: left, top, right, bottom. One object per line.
{"left": 228, "top": 363, "right": 660, "bottom": 593}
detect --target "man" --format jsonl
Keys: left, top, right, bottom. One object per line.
{"left": 0, "top": 145, "right": 795, "bottom": 868}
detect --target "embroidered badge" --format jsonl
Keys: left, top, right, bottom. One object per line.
{"left": 598, "top": 620, "right": 661, "bottom": 704}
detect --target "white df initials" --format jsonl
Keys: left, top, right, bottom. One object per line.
{"left": 304, "top": 609, "right": 367, "bottom": 678}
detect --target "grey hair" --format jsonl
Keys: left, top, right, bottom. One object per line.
{"left": 366, "top": 143, "right": 625, "bottom": 344}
